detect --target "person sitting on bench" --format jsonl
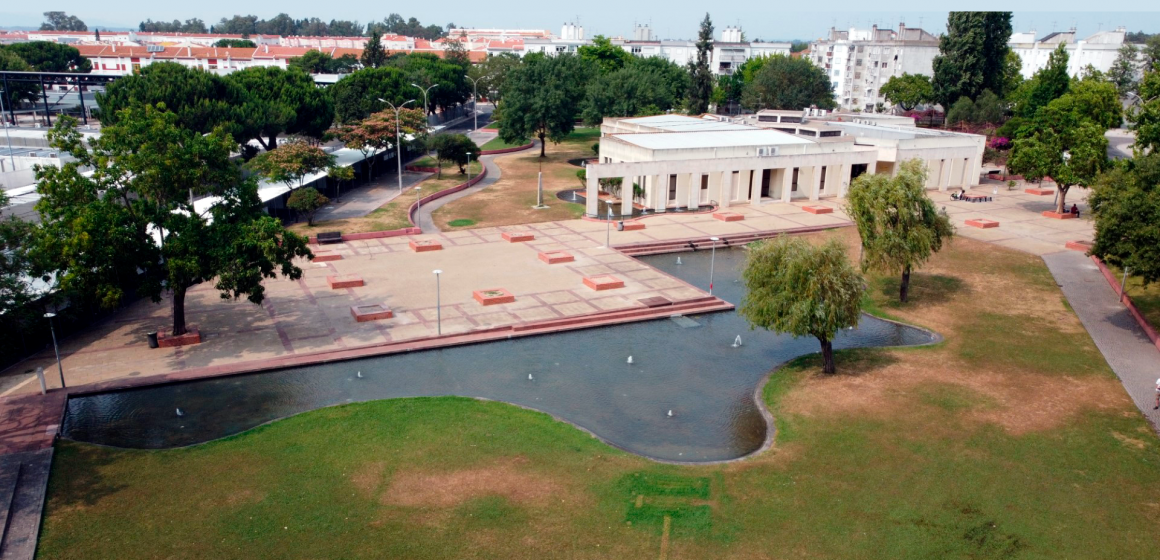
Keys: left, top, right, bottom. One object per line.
{"left": 951, "top": 191, "right": 961, "bottom": 201}
{"left": 1071, "top": 204, "right": 1080, "bottom": 218}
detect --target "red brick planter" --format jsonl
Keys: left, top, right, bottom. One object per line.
{"left": 1025, "top": 188, "right": 1054, "bottom": 195}
{"left": 802, "top": 205, "right": 833, "bottom": 214}
{"left": 327, "top": 274, "right": 364, "bottom": 289}
{"left": 1042, "top": 211, "right": 1076, "bottom": 220}
{"left": 583, "top": 275, "right": 625, "bottom": 291}
{"left": 1065, "top": 240, "right": 1092, "bottom": 252}
{"left": 965, "top": 218, "right": 1000, "bottom": 229}
{"left": 502, "top": 231, "right": 535, "bottom": 243}
{"left": 409, "top": 239, "right": 443, "bottom": 252}
{"left": 350, "top": 303, "right": 394, "bottom": 322}
{"left": 311, "top": 251, "right": 342, "bottom": 262}
{"left": 157, "top": 328, "right": 201, "bottom": 348}
{"left": 638, "top": 296, "right": 672, "bottom": 308}
{"left": 621, "top": 222, "right": 646, "bottom": 231}
{"left": 473, "top": 288, "right": 515, "bottom": 306}
{"left": 538, "top": 251, "right": 574, "bottom": 264}
{"left": 712, "top": 212, "right": 744, "bottom": 222}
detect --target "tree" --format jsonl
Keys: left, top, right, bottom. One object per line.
{"left": 472, "top": 53, "right": 521, "bottom": 109}
{"left": 932, "top": 11, "right": 1013, "bottom": 106}
{"left": 1108, "top": 43, "right": 1140, "bottom": 96}
{"left": 1061, "top": 76, "right": 1123, "bottom": 130}
{"left": 739, "top": 236, "right": 864, "bottom": 374}
{"left": 290, "top": 51, "right": 358, "bottom": 74}
{"left": 880, "top": 73, "right": 934, "bottom": 111}
{"left": 246, "top": 139, "right": 335, "bottom": 191}
{"left": 427, "top": 134, "right": 476, "bottom": 176}
{"left": 33, "top": 109, "right": 311, "bottom": 336}
{"left": 577, "top": 35, "right": 632, "bottom": 74}
{"left": 396, "top": 53, "right": 470, "bottom": 114}
{"left": 741, "top": 54, "right": 835, "bottom": 111}
{"left": 327, "top": 66, "right": 411, "bottom": 124}
{"left": 139, "top": 18, "right": 207, "bottom": 33}
{"left": 1131, "top": 70, "right": 1160, "bottom": 155}
{"left": 686, "top": 13, "right": 715, "bottom": 114}
{"left": 945, "top": 96, "right": 977, "bottom": 126}
{"left": 334, "top": 107, "right": 426, "bottom": 179}
{"left": 227, "top": 67, "right": 334, "bottom": 149}
{"left": 1, "top": 42, "right": 91, "bottom": 73}
{"left": 498, "top": 53, "right": 592, "bottom": 157}
{"left": 214, "top": 39, "right": 256, "bottom": 48}
{"left": 1017, "top": 44, "right": 1071, "bottom": 118}
{"left": 442, "top": 33, "right": 471, "bottom": 68}
{"left": 0, "top": 190, "right": 36, "bottom": 319}
{"left": 583, "top": 61, "right": 687, "bottom": 124}
{"left": 213, "top": 15, "right": 259, "bottom": 36}
{"left": 1089, "top": 154, "right": 1160, "bottom": 284}
{"left": 361, "top": 32, "right": 388, "bottom": 69}
{"left": 326, "top": 165, "right": 355, "bottom": 201}
{"left": 1002, "top": 51, "right": 1025, "bottom": 99}
{"left": 0, "top": 50, "right": 38, "bottom": 104}
{"left": 40, "top": 11, "right": 87, "bottom": 32}
{"left": 1145, "top": 35, "right": 1160, "bottom": 72}
{"left": 847, "top": 159, "right": 955, "bottom": 303}
{"left": 286, "top": 187, "right": 330, "bottom": 226}
{"left": 95, "top": 62, "right": 248, "bottom": 138}
{"left": 1009, "top": 96, "right": 1109, "bottom": 213}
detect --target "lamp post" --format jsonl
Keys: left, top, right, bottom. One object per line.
{"left": 410, "top": 83, "right": 438, "bottom": 126}
{"left": 466, "top": 75, "right": 482, "bottom": 130}
{"left": 44, "top": 312, "right": 65, "bottom": 390}
{"left": 708, "top": 237, "right": 720, "bottom": 296}
{"left": 378, "top": 98, "right": 415, "bottom": 192}
{"left": 0, "top": 88, "right": 14, "bottom": 171}
{"left": 605, "top": 200, "right": 613, "bottom": 248}
{"left": 466, "top": 152, "right": 473, "bottom": 183}
{"left": 414, "top": 185, "right": 423, "bottom": 232}
{"left": 433, "top": 269, "right": 443, "bottom": 335}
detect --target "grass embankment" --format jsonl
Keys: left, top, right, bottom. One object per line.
{"left": 1107, "top": 265, "right": 1160, "bottom": 330}
{"left": 479, "top": 136, "right": 527, "bottom": 151}
{"left": 432, "top": 128, "right": 599, "bottom": 230}
{"left": 286, "top": 160, "right": 483, "bottom": 236}
{"left": 39, "top": 233, "right": 1160, "bottom": 559}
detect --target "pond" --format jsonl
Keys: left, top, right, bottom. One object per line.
{"left": 62, "top": 248, "right": 937, "bottom": 463}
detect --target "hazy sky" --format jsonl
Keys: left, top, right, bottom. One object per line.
{"left": 3, "top": 2, "right": 1159, "bottom": 41}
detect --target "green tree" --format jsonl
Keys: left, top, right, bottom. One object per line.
{"left": 40, "top": 11, "right": 87, "bottom": 31}
{"left": 1017, "top": 44, "right": 1071, "bottom": 118}
{"left": 471, "top": 52, "right": 521, "bottom": 109}
{"left": 442, "top": 33, "right": 472, "bottom": 69}
{"left": 739, "top": 236, "right": 864, "bottom": 374}
{"left": 396, "top": 53, "right": 470, "bottom": 114}
{"left": 427, "top": 133, "right": 477, "bottom": 176}
{"left": 95, "top": 62, "right": 248, "bottom": 138}
{"left": 847, "top": 159, "right": 955, "bottom": 303}
{"left": 213, "top": 39, "right": 256, "bottom": 48}
{"left": 1131, "top": 70, "right": 1160, "bottom": 155}
{"left": 741, "top": 54, "right": 835, "bottom": 111}
{"left": 1060, "top": 76, "right": 1123, "bottom": 130}
{"left": 0, "top": 50, "right": 38, "bottom": 104}
{"left": 227, "top": 67, "right": 334, "bottom": 150}
{"left": 1089, "top": 154, "right": 1160, "bottom": 284}
{"left": 931, "top": 11, "right": 1013, "bottom": 106}
{"left": 334, "top": 107, "right": 426, "bottom": 179}
{"left": 498, "top": 53, "right": 592, "bottom": 157}
{"left": 945, "top": 96, "right": 977, "bottom": 126}
{"left": 1009, "top": 96, "right": 1109, "bottom": 213}
{"left": 326, "top": 165, "right": 355, "bottom": 201}
{"left": 33, "top": 110, "right": 311, "bottom": 336}
{"left": 0, "top": 190, "right": 36, "bottom": 319}
{"left": 880, "top": 73, "right": 934, "bottom": 111}
{"left": 246, "top": 139, "right": 335, "bottom": 191}
{"left": 583, "top": 60, "right": 687, "bottom": 124}
{"left": 1108, "top": 43, "right": 1140, "bottom": 96}
{"left": 686, "top": 13, "right": 715, "bottom": 114}
{"left": 577, "top": 35, "right": 632, "bottom": 74}
{"left": 1002, "top": 51, "right": 1025, "bottom": 99}
{"left": 1, "top": 42, "right": 91, "bottom": 72}
{"left": 1144, "top": 35, "right": 1160, "bottom": 71}
{"left": 361, "top": 32, "right": 388, "bottom": 69}
{"left": 327, "top": 66, "right": 411, "bottom": 124}
{"left": 286, "top": 187, "right": 330, "bottom": 226}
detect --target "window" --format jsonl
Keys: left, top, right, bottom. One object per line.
{"left": 700, "top": 175, "right": 709, "bottom": 191}
{"left": 668, "top": 175, "right": 677, "bottom": 201}
{"left": 855, "top": 72, "right": 861, "bottom": 80}
{"left": 791, "top": 168, "right": 799, "bottom": 192}
{"left": 882, "top": 63, "right": 888, "bottom": 69}
{"left": 856, "top": 59, "right": 863, "bottom": 66}
{"left": 820, "top": 166, "right": 827, "bottom": 190}
{"left": 758, "top": 115, "right": 777, "bottom": 122}
{"left": 781, "top": 116, "right": 802, "bottom": 123}
{"left": 631, "top": 46, "right": 642, "bottom": 54}
{"left": 819, "top": 130, "right": 841, "bottom": 137}
{"left": 775, "top": 127, "right": 796, "bottom": 133}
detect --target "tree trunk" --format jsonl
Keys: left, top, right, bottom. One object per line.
{"left": 256, "top": 136, "right": 274, "bottom": 151}
{"left": 900, "top": 266, "right": 911, "bottom": 303}
{"left": 172, "top": 285, "right": 188, "bottom": 337}
{"left": 819, "top": 338, "right": 836, "bottom": 374}
{"left": 539, "top": 133, "right": 546, "bottom": 157}
{"left": 268, "top": 134, "right": 278, "bottom": 150}
{"left": 1056, "top": 185, "right": 1070, "bottom": 214}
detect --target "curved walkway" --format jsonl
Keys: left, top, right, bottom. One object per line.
{"left": 413, "top": 141, "right": 533, "bottom": 233}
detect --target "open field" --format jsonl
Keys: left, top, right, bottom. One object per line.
{"left": 286, "top": 160, "right": 483, "bottom": 236}
{"left": 432, "top": 129, "right": 598, "bottom": 230}
{"left": 37, "top": 232, "right": 1160, "bottom": 559}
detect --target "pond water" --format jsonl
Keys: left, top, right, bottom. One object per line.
{"left": 62, "top": 248, "right": 936, "bottom": 462}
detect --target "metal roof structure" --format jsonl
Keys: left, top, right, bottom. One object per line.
{"left": 611, "top": 129, "right": 814, "bottom": 150}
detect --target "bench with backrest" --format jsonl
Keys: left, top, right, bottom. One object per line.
{"left": 317, "top": 231, "right": 343, "bottom": 244}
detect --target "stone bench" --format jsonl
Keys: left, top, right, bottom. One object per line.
{"left": 317, "top": 231, "right": 343, "bottom": 244}
{"left": 501, "top": 231, "right": 535, "bottom": 243}
{"left": 409, "top": 239, "right": 443, "bottom": 252}
{"left": 327, "top": 274, "right": 364, "bottom": 289}
{"left": 802, "top": 206, "right": 833, "bottom": 214}
{"left": 583, "top": 275, "right": 625, "bottom": 291}
{"left": 712, "top": 212, "right": 744, "bottom": 222}
{"left": 473, "top": 288, "right": 515, "bottom": 306}
{"left": 538, "top": 251, "right": 574, "bottom": 264}
{"left": 350, "top": 303, "right": 393, "bottom": 322}
{"left": 965, "top": 219, "right": 1000, "bottom": 229}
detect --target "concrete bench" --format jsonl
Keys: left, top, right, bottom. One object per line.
{"left": 317, "top": 231, "right": 343, "bottom": 244}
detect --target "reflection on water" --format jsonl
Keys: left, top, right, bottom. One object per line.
{"left": 62, "top": 248, "right": 936, "bottom": 462}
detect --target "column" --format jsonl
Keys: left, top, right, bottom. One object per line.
{"left": 586, "top": 166, "right": 600, "bottom": 217}
{"left": 837, "top": 164, "right": 852, "bottom": 198}
{"left": 675, "top": 173, "right": 691, "bottom": 210}
{"left": 961, "top": 158, "right": 975, "bottom": 190}
{"left": 941, "top": 158, "right": 954, "bottom": 191}
{"left": 747, "top": 170, "right": 761, "bottom": 206}
{"left": 809, "top": 166, "right": 823, "bottom": 201}
{"left": 781, "top": 167, "right": 794, "bottom": 203}
{"left": 653, "top": 175, "right": 667, "bottom": 212}
{"left": 620, "top": 176, "right": 633, "bottom": 216}
{"left": 936, "top": 159, "right": 948, "bottom": 191}
{"left": 688, "top": 174, "right": 701, "bottom": 210}
{"left": 709, "top": 171, "right": 726, "bottom": 209}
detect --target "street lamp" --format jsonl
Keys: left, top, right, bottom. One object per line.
{"left": 465, "top": 75, "right": 482, "bottom": 130}
{"left": 414, "top": 185, "right": 423, "bottom": 232}
{"left": 604, "top": 199, "right": 613, "bottom": 248}
{"left": 0, "top": 88, "right": 14, "bottom": 171}
{"left": 466, "top": 152, "right": 473, "bottom": 183}
{"left": 44, "top": 312, "right": 65, "bottom": 390}
{"left": 708, "top": 237, "right": 720, "bottom": 295}
{"left": 433, "top": 269, "right": 443, "bottom": 335}
{"left": 378, "top": 98, "right": 415, "bottom": 192}
{"left": 410, "top": 83, "right": 438, "bottom": 125}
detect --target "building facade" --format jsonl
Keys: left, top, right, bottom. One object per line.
{"left": 808, "top": 24, "right": 940, "bottom": 112}
{"left": 1009, "top": 27, "right": 1130, "bottom": 78}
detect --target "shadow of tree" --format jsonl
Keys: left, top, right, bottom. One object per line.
{"left": 874, "top": 273, "right": 967, "bottom": 308}
{"left": 47, "top": 441, "right": 127, "bottom": 508}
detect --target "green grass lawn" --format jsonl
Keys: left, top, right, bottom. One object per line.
{"left": 1108, "top": 265, "right": 1160, "bottom": 330}
{"left": 38, "top": 235, "right": 1160, "bottom": 559}
{"left": 479, "top": 136, "right": 527, "bottom": 151}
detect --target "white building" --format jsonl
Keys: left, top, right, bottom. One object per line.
{"left": 1009, "top": 27, "right": 1130, "bottom": 78}
{"left": 584, "top": 112, "right": 984, "bottom": 217}
{"left": 808, "top": 24, "right": 941, "bottom": 112}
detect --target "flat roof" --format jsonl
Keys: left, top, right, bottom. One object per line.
{"left": 612, "top": 129, "right": 814, "bottom": 150}
{"left": 617, "top": 115, "right": 753, "bottom": 132}
{"left": 824, "top": 122, "right": 973, "bottom": 140}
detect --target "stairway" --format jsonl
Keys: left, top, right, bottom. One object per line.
{"left": 0, "top": 449, "right": 52, "bottom": 560}
{"left": 614, "top": 223, "right": 850, "bottom": 256}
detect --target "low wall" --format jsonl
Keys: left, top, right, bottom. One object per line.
{"left": 479, "top": 142, "right": 533, "bottom": 155}
{"left": 407, "top": 166, "right": 488, "bottom": 225}
{"left": 404, "top": 165, "right": 439, "bottom": 173}
{"left": 1091, "top": 256, "right": 1160, "bottom": 352}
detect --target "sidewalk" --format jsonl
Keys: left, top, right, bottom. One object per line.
{"left": 415, "top": 146, "right": 508, "bottom": 233}
{"left": 313, "top": 169, "right": 429, "bottom": 222}
{"left": 1044, "top": 251, "right": 1160, "bottom": 431}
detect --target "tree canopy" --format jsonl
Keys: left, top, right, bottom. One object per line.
{"left": 578, "top": 35, "right": 633, "bottom": 74}
{"left": 931, "top": 11, "right": 1013, "bottom": 106}
{"left": 246, "top": 139, "right": 335, "bottom": 190}
{"left": 1108, "top": 43, "right": 1140, "bottom": 96}
{"left": 498, "top": 53, "right": 592, "bottom": 157}
{"left": 226, "top": 67, "right": 335, "bottom": 149}
{"left": 0, "top": 50, "right": 38, "bottom": 104}
{"left": 328, "top": 66, "right": 413, "bottom": 124}
{"left": 213, "top": 39, "right": 256, "bottom": 48}
{"left": 686, "top": 13, "right": 715, "bottom": 115}
{"left": 741, "top": 54, "right": 835, "bottom": 111}
{"left": 360, "top": 32, "right": 388, "bottom": 69}
{"left": 0, "top": 42, "right": 91, "bottom": 73}
{"left": 286, "top": 187, "right": 330, "bottom": 226}
{"left": 139, "top": 18, "right": 208, "bottom": 33}
{"left": 1009, "top": 92, "right": 1110, "bottom": 213}
{"left": 583, "top": 57, "right": 689, "bottom": 124}
{"left": 1130, "top": 69, "right": 1160, "bottom": 155}
{"left": 427, "top": 134, "right": 477, "bottom": 176}
{"left": 846, "top": 159, "right": 954, "bottom": 302}
{"left": 40, "top": 11, "right": 87, "bottom": 32}
{"left": 880, "top": 73, "right": 934, "bottom": 111}
{"left": 334, "top": 107, "right": 426, "bottom": 178}
{"left": 32, "top": 109, "right": 311, "bottom": 336}
{"left": 1089, "top": 154, "right": 1160, "bottom": 285}
{"left": 739, "top": 236, "right": 864, "bottom": 374}
{"left": 1015, "top": 44, "right": 1071, "bottom": 119}
{"left": 95, "top": 62, "right": 248, "bottom": 138}
{"left": 288, "top": 50, "right": 359, "bottom": 74}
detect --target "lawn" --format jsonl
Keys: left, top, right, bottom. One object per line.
{"left": 286, "top": 160, "right": 483, "bottom": 236}
{"left": 1107, "top": 265, "right": 1160, "bottom": 330}
{"left": 479, "top": 136, "right": 528, "bottom": 151}
{"left": 432, "top": 128, "right": 599, "bottom": 230}
{"left": 37, "top": 234, "right": 1160, "bottom": 559}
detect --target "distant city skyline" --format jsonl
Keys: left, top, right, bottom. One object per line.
{"left": 2, "top": 3, "right": 1159, "bottom": 42}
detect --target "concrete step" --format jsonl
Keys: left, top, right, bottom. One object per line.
{"left": 615, "top": 224, "right": 849, "bottom": 256}
{"left": 0, "top": 459, "right": 18, "bottom": 550}
{"left": 0, "top": 449, "right": 52, "bottom": 560}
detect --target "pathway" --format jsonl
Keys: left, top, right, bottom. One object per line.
{"left": 1043, "top": 251, "right": 1160, "bottom": 430}
{"left": 414, "top": 146, "right": 509, "bottom": 233}
{"left": 313, "top": 170, "right": 429, "bottom": 222}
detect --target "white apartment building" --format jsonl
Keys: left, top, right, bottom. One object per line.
{"left": 1009, "top": 27, "right": 1130, "bottom": 78}
{"left": 808, "top": 24, "right": 940, "bottom": 112}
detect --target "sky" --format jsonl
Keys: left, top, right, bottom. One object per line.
{"left": 2, "top": 2, "right": 1160, "bottom": 41}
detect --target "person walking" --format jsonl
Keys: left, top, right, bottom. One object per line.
{"left": 1154, "top": 377, "right": 1160, "bottom": 410}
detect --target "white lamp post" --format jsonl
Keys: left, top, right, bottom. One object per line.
{"left": 411, "top": 83, "right": 438, "bottom": 122}
{"left": 378, "top": 98, "right": 415, "bottom": 192}
{"left": 414, "top": 185, "right": 423, "bottom": 232}
{"left": 44, "top": 312, "right": 65, "bottom": 390}
{"left": 466, "top": 75, "right": 482, "bottom": 130}
{"left": 466, "top": 152, "right": 473, "bottom": 183}
{"left": 709, "top": 237, "right": 720, "bottom": 295}
{"left": 433, "top": 269, "right": 443, "bottom": 335}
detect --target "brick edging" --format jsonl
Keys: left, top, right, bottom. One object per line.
{"left": 407, "top": 166, "right": 488, "bottom": 226}
{"left": 1091, "top": 256, "right": 1160, "bottom": 351}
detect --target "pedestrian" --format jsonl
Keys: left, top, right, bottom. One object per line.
{"left": 1070, "top": 203, "right": 1080, "bottom": 218}
{"left": 1155, "top": 377, "right": 1160, "bottom": 410}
